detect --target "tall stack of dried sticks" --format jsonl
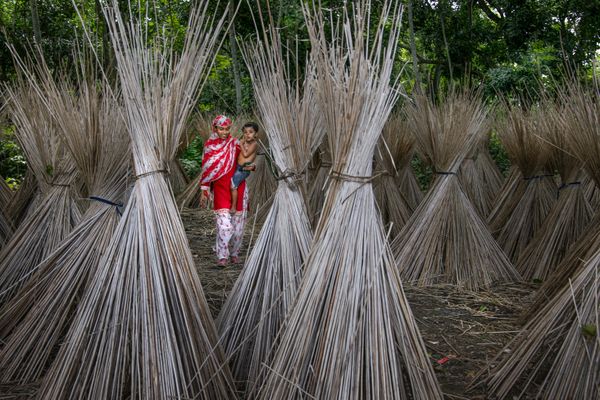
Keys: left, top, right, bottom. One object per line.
{"left": 0, "top": 52, "right": 131, "bottom": 383}
{"left": 38, "top": 2, "right": 237, "bottom": 398}
{"left": 217, "top": 15, "right": 324, "bottom": 390}
{"left": 482, "top": 84, "right": 599, "bottom": 399}
{"left": 458, "top": 131, "right": 504, "bottom": 218}
{"left": 258, "top": 2, "right": 443, "bottom": 398}
{"left": 0, "top": 78, "right": 82, "bottom": 307}
{"left": 391, "top": 93, "right": 520, "bottom": 290}
{"left": 486, "top": 105, "right": 557, "bottom": 262}
{"left": 373, "top": 114, "right": 418, "bottom": 238}
{"left": 515, "top": 101, "right": 594, "bottom": 281}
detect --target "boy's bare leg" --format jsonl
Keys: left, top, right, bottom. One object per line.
{"left": 230, "top": 188, "right": 238, "bottom": 214}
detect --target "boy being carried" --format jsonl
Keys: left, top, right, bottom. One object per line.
{"left": 231, "top": 122, "right": 258, "bottom": 213}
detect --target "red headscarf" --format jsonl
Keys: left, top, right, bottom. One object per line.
{"left": 200, "top": 115, "right": 238, "bottom": 191}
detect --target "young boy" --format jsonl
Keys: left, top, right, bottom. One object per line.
{"left": 230, "top": 122, "right": 259, "bottom": 213}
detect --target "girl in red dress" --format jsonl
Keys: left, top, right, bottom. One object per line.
{"left": 200, "top": 115, "right": 248, "bottom": 265}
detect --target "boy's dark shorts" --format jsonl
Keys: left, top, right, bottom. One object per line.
{"left": 232, "top": 165, "right": 251, "bottom": 189}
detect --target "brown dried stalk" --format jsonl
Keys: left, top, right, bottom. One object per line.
{"left": 481, "top": 82, "right": 600, "bottom": 400}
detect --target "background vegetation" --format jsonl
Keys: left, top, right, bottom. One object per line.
{"left": 0, "top": 0, "right": 598, "bottom": 184}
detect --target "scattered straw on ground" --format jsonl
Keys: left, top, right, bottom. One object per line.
{"left": 0, "top": 208, "right": 538, "bottom": 399}
{"left": 183, "top": 208, "right": 537, "bottom": 399}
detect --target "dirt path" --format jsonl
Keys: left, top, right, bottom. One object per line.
{"left": 183, "top": 208, "right": 537, "bottom": 399}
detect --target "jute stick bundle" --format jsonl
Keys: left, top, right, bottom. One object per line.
{"left": 516, "top": 102, "right": 593, "bottom": 281}
{"left": 0, "top": 83, "right": 81, "bottom": 307}
{"left": 459, "top": 131, "right": 504, "bottom": 217}
{"left": 38, "top": 2, "right": 236, "bottom": 398}
{"left": 391, "top": 93, "right": 519, "bottom": 290}
{"left": 481, "top": 255, "right": 599, "bottom": 399}
{"left": 397, "top": 157, "right": 423, "bottom": 212}
{"left": 487, "top": 105, "right": 557, "bottom": 261}
{"left": 217, "top": 14, "right": 324, "bottom": 389}
{"left": 480, "top": 83, "right": 600, "bottom": 400}
{"left": 246, "top": 143, "right": 278, "bottom": 224}
{"left": 258, "top": 3, "right": 443, "bottom": 398}
{"left": 373, "top": 113, "right": 415, "bottom": 238}
{"left": 0, "top": 54, "right": 131, "bottom": 382}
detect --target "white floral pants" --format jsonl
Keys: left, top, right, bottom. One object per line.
{"left": 215, "top": 211, "right": 245, "bottom": 260}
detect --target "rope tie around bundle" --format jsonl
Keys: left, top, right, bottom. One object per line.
{"left": 89, "top": 196, "right": 124, "bottom": 216}
{"left": 433, "top": 169, "right": 458, "bottom": 177}
{"left": 134, "top": 168, "right": 169, "bottom": 180}
{"left": 275, "top": 169, "right": 305, "bottom": 183}
{"left": 523, "top": 173, "right": 554, "bottom": 181}
{"left": 557, "top": 181, "right": 582, "bottom": 199}
{"left": 329, "top": 169, "right": 386, "bottom": 183}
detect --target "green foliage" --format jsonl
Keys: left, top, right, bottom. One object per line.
{"left": 488, "top": 131, "right": 511, "bottom": 176}
{"left": 485, "top": 42, "right": 561, "bottom": 100}
{"left": 411, "top": 154, "right": 433, "bottom": 192}
{"left": 0, "top": 126, "right": 27, "bottom": 185}
{"left": 178, "top": 135, "right": 205, "bottom": 178}
{"left": 581, "top": 324, "right": 597, "bottom": 340}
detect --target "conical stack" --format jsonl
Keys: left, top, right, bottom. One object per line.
{"left": 0, "top": 81, "right": 82, "bottom": 306}
{"left": 516, "top": 102, "right": 593, "bottom": 282}
{"left": 481, "top": 83, "right": 600, "bottom": 400}
{"left": 0, "top": 61, "right": 130, "bottom": 383}
{"left": 217, "top": 18, "right": 324, "bottom": 390}
{"left": 391, "top": 93, "right": 520, "bottom": 290}
{"left": 39, "top": 2, "right": 237, "bottom": 398}
{"left": 459, "top": 131, "right": 504, "bottom": 217}
{"left": 487, "top": 105, "right": 557, "bottom": 261}
{"left": 373, "top": 113, "right": 415, "bottom": 238}
{"left": 258, "top": 3, "right": 443, "bottom": 398}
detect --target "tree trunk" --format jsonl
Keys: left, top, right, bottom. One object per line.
{"left": 438, "top": 1, "right": 453, "bottom": 84}
{"left": 407, "top": 0, "right": 422, "bottom": 94}
{"left": 29, "top": 0, "right": 42, "bottom": 47}
{"left": 96, "top": 0, "right": 115, "bottom": 82}
{"left": 229, "top": 0, "right": 243, "bottom": 115}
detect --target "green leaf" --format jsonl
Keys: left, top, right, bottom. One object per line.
{"left": 581, "top": 324, "right": 597, "bottom": 339}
